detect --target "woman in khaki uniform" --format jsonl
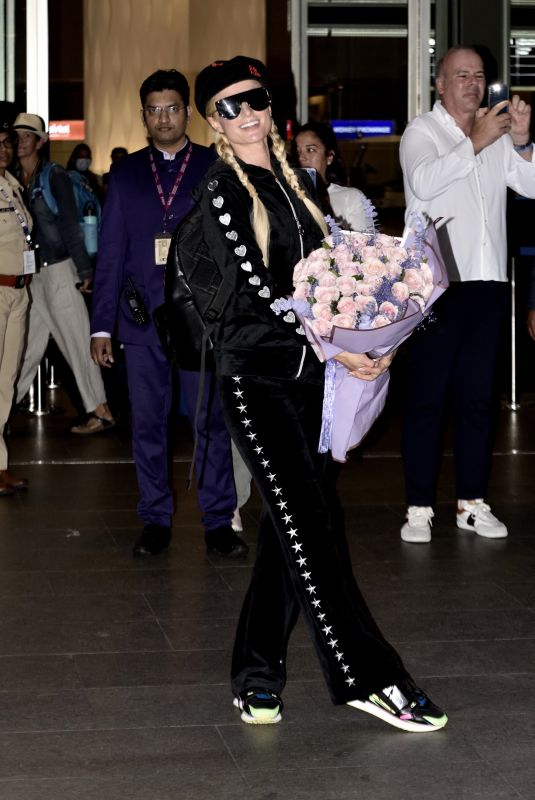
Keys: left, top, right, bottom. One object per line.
{"left": 0, "top": 124, "right": 33, "bottom": 495}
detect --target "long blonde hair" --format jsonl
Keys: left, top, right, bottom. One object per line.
{"left": 211, "top": 118, "right": 328, "bottom": 267}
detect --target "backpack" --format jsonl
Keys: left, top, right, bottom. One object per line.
{"left": 33, "top": 162, "right": 102, "bottom": 255}
{"left": 152, "top": 199, "right": 235, "bottom": 490}
{"left": 153, "top": 199, "right": 235, "bottom": 372}
{"left": 154, "top": 166, "right": 317, "bottom": 371}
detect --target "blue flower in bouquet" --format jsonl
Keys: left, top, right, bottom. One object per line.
{"left": 292, "top": 215, "right": 433, "bottom": 338}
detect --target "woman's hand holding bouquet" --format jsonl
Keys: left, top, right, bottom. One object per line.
{"left": 277, "top": 211, "right": 448, "bottom": 461}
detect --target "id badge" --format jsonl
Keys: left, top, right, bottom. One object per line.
{"left": 154, "top": 232, "right": 172, "bottom": 266}
{"left": 23, "top": 249, "right": 37, "bottom": 275}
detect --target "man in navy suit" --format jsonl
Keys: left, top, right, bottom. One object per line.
{"left": 90, "top": 69, "right": 248, "bottom": 558}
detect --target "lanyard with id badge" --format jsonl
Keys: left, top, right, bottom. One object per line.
{"left": 0, "top": 184, "right": 39, "bottom": 275}
{"left": 150, "top": 144, "right": 192, "bottom": 265}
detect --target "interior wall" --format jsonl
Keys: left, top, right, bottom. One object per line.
{"left": 189, "top": 0, "right": 265, "bottom": 146}
{"left": 84, "top": 0, "right": 265, "bottom": 173}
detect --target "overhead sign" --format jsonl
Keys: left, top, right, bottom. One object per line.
{"left": 331, "top": 120, "right": 395, "bottom": 139}
{"left": 48, "top": 120, "right": 85, "bottom": 141}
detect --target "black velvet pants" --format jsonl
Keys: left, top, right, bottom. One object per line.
{"left": 218, "top": 374, "right": 408, "bottom": 705}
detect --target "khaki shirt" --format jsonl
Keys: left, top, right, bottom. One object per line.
{"left": 0, "top": 171, "right": 33, "bottom": 276}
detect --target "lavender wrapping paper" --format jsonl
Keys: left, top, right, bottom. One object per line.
{"left": 303, "top": 222, "right": 449, "bottom": 462}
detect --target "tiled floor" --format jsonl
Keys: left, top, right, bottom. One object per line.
{"left": 1, "top": 378, "right": 535, "bottom": 800}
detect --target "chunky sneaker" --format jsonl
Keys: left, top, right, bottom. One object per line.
{"left": 233, "top": 688, "right": 283, "bottom": 725}
{"left": 347, "top": 677, "right": 448, "bottom": 733}
{"left": 456, "top": 499, "right": 508, "bottom": 539}
{"left": 400, "top": 506, "right": 434, "bottom": 543}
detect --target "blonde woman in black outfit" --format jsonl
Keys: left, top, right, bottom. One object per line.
{"left": 190, "top": 56, "right": 448, "bottom": 732}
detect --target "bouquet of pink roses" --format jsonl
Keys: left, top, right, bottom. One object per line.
{"left": 286, "top": 215, "right": 448, "bottom": 461}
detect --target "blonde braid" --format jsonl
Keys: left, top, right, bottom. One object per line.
{"left": 215, "top": 133, "right": 270, "bottom": 267}
{"left": 270, "top": 123, "right": 329, "bottom": 236}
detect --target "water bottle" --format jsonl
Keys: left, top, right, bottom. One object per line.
{"left": 83, "top": 202, "right": 98, "bottom": 256}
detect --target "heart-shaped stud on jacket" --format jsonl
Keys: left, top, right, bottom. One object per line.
{"left": 219, "top": 213, "right": 231, "bottom": 226}
{"left": 212, "top": 196, "right": 224, "bottom": 208}
{"left": 248, "top": 275, "right": 261, "bottom": 285}
{"left": 208, "top": 180, "right": 218, "bottom": 191}
{"left": 235, "top": 245, "right": 247, "bottom": 257}
{"left": 258, "top": 286, "right": 270, "bottom": 298}
{"left": 226, "top": 230, "right": 238, "bottom": 241}
{"left": 283, "top": 311, "right": 296, "bottom": 324}
{"left": 240, "top": 261, "right": 252, "bottom": 272}
{"left": 296, "top": 325, "right": 305, "bottom": 335}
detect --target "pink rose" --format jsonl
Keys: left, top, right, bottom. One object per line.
{"left": 293, "top": 281, "right": 310, "bottom": 300}
{"left": 385, "top": 246, "right": 407, "bottom": 263}
{"left": 336, "top": 275, "right": 358, "bottom": 296}
{"left": 378, "top": 301, "right": 398, "bottom": 321}
{"left": 391, "top": 281, "right": 410, "bottom": 302}
{"left": 302, "top": 250, "right": 329, "bottom": 276}
{"left": 376, "top": 233, "right": 397, "bottom": 247}
{"left": 317, "top": 271, "right": 338, "bottom": 287}
{"left": 312, "top": 302, "right": 333, "bottom": 321}
{"left": 293, "top": 259, "right": 307, "bottom": 283}
{"left": 311, "top": 317, "right": 333, "bottom": 336}
{"left": 332, "top": 313, "right": 355, "bottom": 329}
{"left": 384, "top": 260, "right": 402, "bottom": 279}
{"left": 338, "top": 259, "right": 359, "bottom": 276}
{"left": 354, "top": 279, "right": 380, "bottom": 295}
{"left": 371, "top": 314, "right": 391, "bottom": 328}
{"left": 332, "top": 250, "right": 356, "bottom": 274}
{"left": 410, "top": 294, "right": 426, "bottom": 311}
{"left": 354, "top": 295, "right": 378, "bottom": 314}
{"left": 337, "top": 296, "right": 358, "bottom": 315}
{"left": 347, "top": 232, "right": 369, "bottom": 249}
{"left": 360, "top": 256, "right": 387, "bottom": 279}
{"left": 361, "top": 245, "right": 378, "bottom": 259}
{"left": 314, "top": 286, "right": 339, "bottom": 304}
{"left": 420, "top": 264, "right": 433, "bottom": 284}
{"left": 403, "top": 268, "right": 426, "bottom": 291}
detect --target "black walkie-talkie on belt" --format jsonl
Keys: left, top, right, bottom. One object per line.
{"left": 124, "top": 277, "right": 149, "bottom": 325}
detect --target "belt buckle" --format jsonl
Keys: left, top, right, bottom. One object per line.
{"left": 14, "top": 275, "right": 26, "bottom": 289}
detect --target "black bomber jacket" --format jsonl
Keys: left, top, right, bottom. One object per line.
{"left": 200, "top": 155, "right": 325, "bottom": 383}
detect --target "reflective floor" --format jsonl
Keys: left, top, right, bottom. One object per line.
{"left": 0, "top": 379, "right": 534, "bottom": 800}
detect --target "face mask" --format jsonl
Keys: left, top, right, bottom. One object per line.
{"left": 76, "top": 157, "right": 91, "bottom": 171}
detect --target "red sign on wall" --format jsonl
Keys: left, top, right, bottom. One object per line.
{"left": 48, "top": 120, "right": 86, "bottom": 140}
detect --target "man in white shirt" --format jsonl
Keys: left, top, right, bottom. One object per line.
{"left": 399, "top": 45, "right": 535, "bottom": 543}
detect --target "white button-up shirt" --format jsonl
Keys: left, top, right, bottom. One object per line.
{"left": 400, "top": 100, "right": 535, "bottom": 282}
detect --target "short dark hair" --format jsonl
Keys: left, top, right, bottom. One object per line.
{"left": 111, "top": 146, "right": 128, "bottom": 159}
{"left": 139, "top": 69, "right": 190, "bottom": 107}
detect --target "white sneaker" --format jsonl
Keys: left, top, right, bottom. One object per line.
{"left": 456, "top": 499, "right": 508, "bottom": 539}
{"left": 231, "top": 507, "right": 243, "bottom": 533}
{"left": 400, "top": 506, "right": 433, "bottom": 543}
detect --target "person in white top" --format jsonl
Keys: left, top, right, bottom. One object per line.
{"left": 399, "top": 45, "right": 535, "bottom": 544}
{"left": 293, "top": 121, "right": 369, "bottom": 231}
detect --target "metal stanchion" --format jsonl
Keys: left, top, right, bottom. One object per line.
{"left": 503, "top": 255, "right": 533, "bottom": 411}
{"left": 46, "top": 357, "right": 60, "bottom": 389}
{"left": 27, "top": 361, "right": 49, "bottom": 416}
{"left": 507, "top": 257, "right": 520, "bottom": 410}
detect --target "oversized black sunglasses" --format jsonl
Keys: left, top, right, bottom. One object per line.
{"left": 215, "top": 87, "right": 271, "bottom": 120}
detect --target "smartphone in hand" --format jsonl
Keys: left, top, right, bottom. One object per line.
{"left": 488, "top": 83, "right": 509, "bottom": 114}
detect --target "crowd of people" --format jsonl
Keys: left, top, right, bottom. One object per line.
{"left": 1, "top": 44, "right": 534, "bottom": 733}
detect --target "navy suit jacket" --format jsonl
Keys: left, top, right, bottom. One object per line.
{"left": 91, "top": 141, "right": 216, "bottom": 347}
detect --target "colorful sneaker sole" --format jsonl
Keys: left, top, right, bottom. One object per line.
{"left": 233, "top": 695, "right": 282, "bottom": 725}
{"left": 347, "top": 698, "right": 448, "bottom": 733}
